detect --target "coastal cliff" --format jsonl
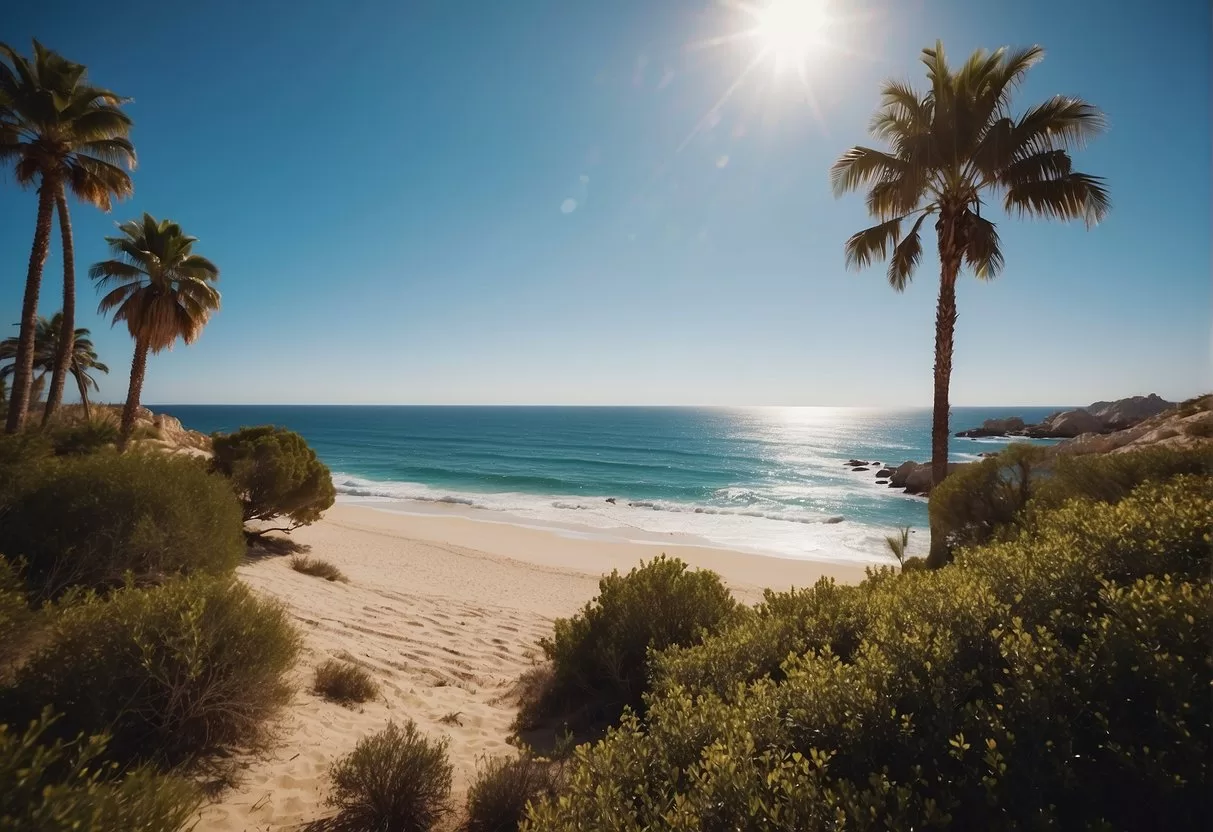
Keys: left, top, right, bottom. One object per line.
{"left": 956, "top": 393, "right": 1174, "bottom": 439}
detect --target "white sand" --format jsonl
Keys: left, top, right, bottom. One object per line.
{"left": 196, "top": 504, "right": 868, "bottom": 831}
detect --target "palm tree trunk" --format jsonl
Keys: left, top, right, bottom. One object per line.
{"left": 43, "top": 185, "right": 76, "bottom": 425}
{"left": 926, "top": 225, "right": 962, "bottom": 569}
{"left": 118, "top": 337, "right": 150, "bottom": 451}
{"left": 73, "top": 369, "right": 92, "bottom": 421}
{"left": 5, "top": 180, "right": 56, "bottom": 434}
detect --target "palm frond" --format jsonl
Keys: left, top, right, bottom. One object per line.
{"left": 830, "top": 146, "right": 907, "bottom": 196}
{"left": 998, "top": 149, "right": 1073, "bottom": 187}
{"left": 964, "top": 214, "right": 1004, "bottom": 278}
{"left": 1003, "top": 172, "right": 1110, "bottom": 227}
{"left": 1012, "top": 96, "right": 1107, "bottom": 156}
{"left": 887, "top": 211, "right": 930, "bottom": 291}
{"left": 843, "top": 215, "right": 907, "bottom": 270}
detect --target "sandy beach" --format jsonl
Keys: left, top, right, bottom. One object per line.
{"left": 197, "top": 503, "right": 869, "bottom": 831}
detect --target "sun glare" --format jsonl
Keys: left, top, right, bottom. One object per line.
{"left": 752, "top": 0, "right": 830, "bottom": 72}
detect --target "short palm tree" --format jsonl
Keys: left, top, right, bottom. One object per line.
{"left": 832, "top": 43, "right": 1109, "bottom": 566}
{"left": 0, "top": 313, "right": 109, "bottom": 420}
{"left": 90, "top": 214, "right": 221, "bottom": 448}
{"left": 0, "top": 40, "right": 134, "bottom": 433}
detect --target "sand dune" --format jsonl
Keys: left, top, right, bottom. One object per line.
{"left": 197, "top": 504, "right": 868, "bottom": 830}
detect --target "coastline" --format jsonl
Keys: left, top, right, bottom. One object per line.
{"left": 198, "top": 504, "right": 869, "bottom": 830}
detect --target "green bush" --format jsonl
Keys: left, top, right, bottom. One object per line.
{"left": 524, "top": 556, "right": 736, "bottom": 731}
{"left": 928, "top": 443, "right": 1048, "bottom": 553}
{"left": 313, "top": 659, "right": 378, "bottom": 705}
{"left": 1029, "top": 445, "right": 1213, "bottom": 512}
{"left": 0, "top": 452, "right": 245, "bottom": 596}
{"left": 291, "top": 554, "right": 349, "bottom": 582}
{"left": 525, "top": 477, "right": 1212, "bottom": 831}
{"left": 7, "top": 575, "right": 301, "bottom": 769}
{"left": 464, "top": 754, "right": 562, "bottom": 832}
{"left": 0, "top": 559, "right": 34, "bottom": 677}
{"left": 327, "top": 720, "right": 452, "bottom": 832}
{"left": 211, "top": 425, "right": 335, "bottom": 531}
{"left": 0, "top": 711, "right": 201, "bottom": 832}
{"left": 46, "top": 420, "right": 120, "bottom": 456}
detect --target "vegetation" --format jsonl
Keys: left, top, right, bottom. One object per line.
{"left": 291, "top": 555, "right": 349, "bottom": 582}
{"left": 212, "top": 425, "right": 336, "bottom": 532}
{"left": 929, "top": 443, "right": 1213, "bottom": 559}
{"left": 313, "top": 659, "right": 378, "bottom": 705}
{"left": 0, "top": 451, "right": 244, "bottom": 596}
{"left": 326, "top": 720, "right": 453, "bottom": 832}
{"left": 0, "top": 314, "right": 111, "bottom": 427}
{"left": 0, "top": 712, "right": 200, "bottom": 832}
{"left": 89, "top": 213, "right": 221, "bottom": 447}
{"left": 520, "top": 555, "right": 736, "bottom": 733}
{"left": 463, "top": 755, "right": 562, "bottom": 832}
{"left": 5, "top": 575, "right": 300, "bottom": 769}
{"left": 0, "top": 40, "right": 134, "bottom": 434}
{"left": 0, "top": 559, "right": 34, "bottom": 677}
{"left": 524, "top": 453, "right": 1211, "bottom": 831}
{"left": 832, "top": 43, "right": 1109, "bottom": 566}
{"left": 883, "top": 525, "right": 912, "bottom": 567}
{"left": 44, "top": 418, "right": 120, "bottom": 455}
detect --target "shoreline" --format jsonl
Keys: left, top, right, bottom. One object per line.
{"left": 199, "top": 504, "right": 870, "bottom": 830}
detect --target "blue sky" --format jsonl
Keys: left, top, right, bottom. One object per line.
{"left": 2, "top": 0, "right": 1209, "bottom": 406}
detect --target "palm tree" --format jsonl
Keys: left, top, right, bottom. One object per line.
{"left": 89, "top": 214, "right": 221, "bottom": 448}
{"left": 1, "top": 315, "right": 59, "bottom": 406}
{"left": 832, "top": 43, "right": 1109, "bottom": 566}
{"left": 0, "top": 313, "right": 109, "bottom": 420}
{"left": 0, "top": 40, "right": 135, "bottom": 433}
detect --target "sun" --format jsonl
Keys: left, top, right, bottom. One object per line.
{"left": 750, "top": 0, "right": 831, "bottom": 72}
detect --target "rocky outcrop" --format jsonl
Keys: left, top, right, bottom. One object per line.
{"left": 1056, "top": 397, "right": 1212, "bottom": 456}
{"left": 955, "top": 394, "right": 1176, "bottom": 440}
{"left": 956, "top": 417, "right": 1025, "bottom": 438}
{"left": 1088, "top": 394, "right": 1174, "bottom": 429}
{"left": 1028, "top": 409, "right": 1103, "bottom": 438}
{"left": 129, "top": 407, "right": 213, "bottom": 457}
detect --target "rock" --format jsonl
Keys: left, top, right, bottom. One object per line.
{"left": 845, "top": 459, "right": 867, "bottom": 467}
{"left": 875, "top": 468, "right": 894, "bottom": 478}
{"left": 605, "top": 497, "right": 616, "bottom": 504}
{"left": 889, "top": 461, "right": 918, "bottom": 489}
{"left": 822, "top": 516, "right": 844, "bottom": 524}
{"left": 1088, "top": 393, "right": 1174, "bottom": 429}
{"left": 1040, "top": 409, "right": 1104, "bottom": 438}
{"left": 956, "top": 416, "right": 1026, "bottom": 438}
{"left": 875, "top": 479, "right": 888, "bottom": 485}
{"left": 852, "top": 467, "right": 870, "bottom": 472}
{"left": 904, "top": 461, "right": 967, "bottom": 496}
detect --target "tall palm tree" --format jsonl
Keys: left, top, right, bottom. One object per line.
{"left": 90, "top": 214, "right": 221, "bottom": 448}
{"left": 832, "top": 43, "right": 1109, "bottom": 566}
{"left": 0, "top": 40, "right": 135, "bottom": 433}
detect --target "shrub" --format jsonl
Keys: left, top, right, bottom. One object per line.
{"left": 291, "top": 554, "right": 349, "bottom": 582}
{"left": 0, "top": 559, "right": 34, "bottom": 677}
{"left": 524, "top": 556, "right": 736, "bottom": 730}
{"left": 211, "top": 425, "right": 335, "bottom": 531}
{"left": 928, "top": 442, "right": 1048, "bottom": 554}
{"left": 464, "top": 755, "right": 561, "bottom": 832}
{"left": 7, "top": 575, "right": 301, "bottom": 769}
{"left": 314, "top": 659, "right": 379, "bottom": 705}
{"left": 525, "top": 477, "right": 1212, "bottom": 831}
{"left": 47, "top": 420, "right": 120, "bottom": 456}
{"left": 327, "top": 720, "right": 452, "bottom": 832}
{"left": 0, "top": 711, "right": 201, "bottom": 832}
{"left": 1030, "top": 445, "right": 1213, "bottom": 512}
{"left": 0, "top": 452, "right": 245, "bottom": 597}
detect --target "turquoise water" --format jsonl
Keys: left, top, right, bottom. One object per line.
{"left": 158, "top": 405, "right": 1064, "bottom": 563}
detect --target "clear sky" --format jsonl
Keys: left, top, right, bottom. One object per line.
{"left": 2, "top": 0, "right": 1209, "bottom": 406}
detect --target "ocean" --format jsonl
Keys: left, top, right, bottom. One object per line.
{"left": 156, "top": 405, "right": 1065, "bottom": 564}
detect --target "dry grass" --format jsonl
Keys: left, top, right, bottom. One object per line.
{"left": 313, "top": 659, "right": 379, "bottom": 705}
{"left": 289, "top": 555, "right": 348, "bottom": 583}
